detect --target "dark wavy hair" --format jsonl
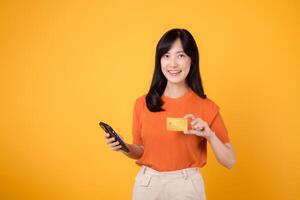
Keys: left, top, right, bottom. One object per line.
{"left": 145, "top": 28, "right": 207, "bottom": 112}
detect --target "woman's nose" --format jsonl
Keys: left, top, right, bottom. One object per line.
{"left": 170, "top": 57, "right": 178, "bottom": 68}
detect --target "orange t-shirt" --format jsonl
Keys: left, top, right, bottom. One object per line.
{"left": 131, "top": 88, "right": 230, "bottom": 171}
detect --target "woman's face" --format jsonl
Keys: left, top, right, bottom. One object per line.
{"left": 160, "top": 38, "right": 191, "bottom": 84}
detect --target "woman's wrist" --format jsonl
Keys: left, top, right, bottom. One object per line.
{"left": 121, "top": 143, "right": 144, "bottom": 160}
{"left": 207, "top": 130, "right": 217, "bottom": 143}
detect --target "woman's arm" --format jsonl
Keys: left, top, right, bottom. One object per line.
{"left": 184, "top": 114, "right": 236, "bottom": 169}
{"left": 121, "top": 143, "right": 144, "bottom": 160}
{"left": 207, "top": 132, "right": 236, "bottom": 169}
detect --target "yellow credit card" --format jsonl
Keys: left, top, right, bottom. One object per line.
{"left": 166, "top": 117, "right": 188, "bottom": 131}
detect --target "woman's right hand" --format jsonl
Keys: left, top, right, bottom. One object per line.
{"left": 103, "top": 133, "right": 144, "bottom": 159}
{"left": 104, "top": 133, "right": 123, "bottom": 152}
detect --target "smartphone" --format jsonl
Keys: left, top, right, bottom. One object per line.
{"left": 99, "top": 121, "right": 130, "bottom": 153}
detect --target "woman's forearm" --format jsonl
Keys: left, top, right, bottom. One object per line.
{"left": 208, "top": 132, "right": 236, "bottom": 169}
{"left": 122, "top": 143, "right": 144, "bottom": 160}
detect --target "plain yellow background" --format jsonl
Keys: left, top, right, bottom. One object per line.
{"left": 1, "top": 0, "right": 299, "bottom": 199}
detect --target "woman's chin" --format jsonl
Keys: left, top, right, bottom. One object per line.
{"left": 166, "top": 78, "right": 186, "bottom": 84}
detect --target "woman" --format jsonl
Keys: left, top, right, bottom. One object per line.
{"left": 104, "top": 28, "right": 236, "bottom": 200}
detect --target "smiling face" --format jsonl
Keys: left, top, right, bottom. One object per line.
{"left": 160, "top": 38, "right": 191, "bottom": 85}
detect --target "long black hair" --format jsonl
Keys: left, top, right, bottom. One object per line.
{"left": 146, "top": 28, "right": 207, "bottom": 112}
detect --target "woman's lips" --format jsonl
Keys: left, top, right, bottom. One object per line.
{"left": 168, "top": 70, "right": 182, "bottom": 76}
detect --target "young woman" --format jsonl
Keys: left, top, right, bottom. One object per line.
{"left": 104, "top": 28, "right": 236, "bottom": 200}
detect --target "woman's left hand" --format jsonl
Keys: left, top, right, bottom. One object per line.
{"left": 183, "top": 114, "right": 215, "bottom": 141}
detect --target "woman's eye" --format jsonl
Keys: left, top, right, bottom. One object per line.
{"left": 163, "top": 54, "right": 169, "bottom": 58}
{"left": 179, "top": 54, "right": 185, "bottom": 58}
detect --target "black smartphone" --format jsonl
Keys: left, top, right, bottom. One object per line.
{"left": 99, "top": 121, "right": 130, "bottom": 153}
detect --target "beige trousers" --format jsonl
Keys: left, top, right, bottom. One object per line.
{"left": 132, "top": 165, "right": 206, "bottom": 200}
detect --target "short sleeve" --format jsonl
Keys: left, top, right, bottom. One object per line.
{"left": 207, "top": 101, "right": 230, "bottom": 144}
{"left": 210, "top": 112, "right": 230, "bottom": 144}
{"left": 132, "top": 99, "right": 143, "bottom": 145}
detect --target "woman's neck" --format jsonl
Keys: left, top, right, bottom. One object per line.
{"left": 163, "top": 82, "right": 190, "bottom": 98}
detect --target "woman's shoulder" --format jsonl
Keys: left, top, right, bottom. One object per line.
{"left": 135, "top": 94, "right": 147, "bottom": 103}
{"left": 193, "top": 94, "right": 220, "bottom": 112}
{"left": 133, "top": 94, "right": 147, "bottom": 110}
{"left": 203, "top": 97, "right": 219, "bottom": 108}
{"left": 195, "top": 96, "right": 222, "bottom": 125}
